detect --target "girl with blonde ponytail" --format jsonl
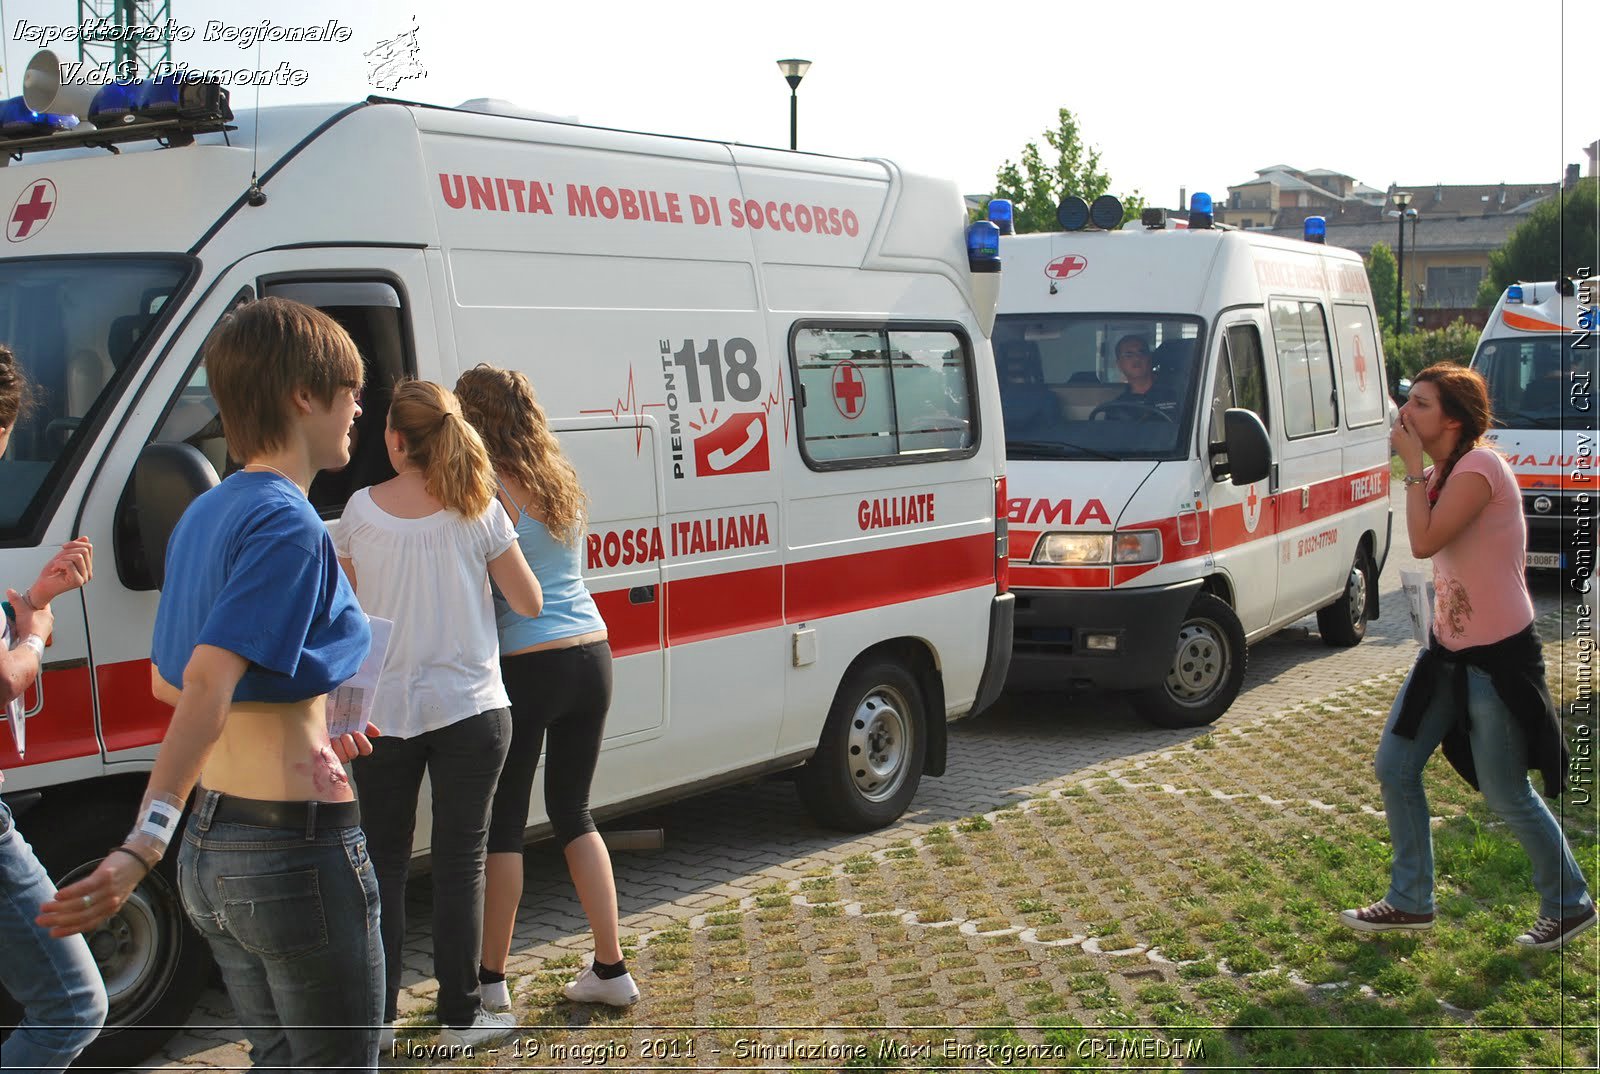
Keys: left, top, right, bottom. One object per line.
{"left": 456, "top": 365, "right": 637, "bottom": 1010}
{"left": 333, "top": 378, "right": 544, "bottom": 1049}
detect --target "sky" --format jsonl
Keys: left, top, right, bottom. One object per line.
{"left": 1, "top": 0, "right": 1596, "bottom": 208}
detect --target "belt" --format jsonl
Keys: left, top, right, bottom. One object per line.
{"left": 202, "top": 792, "right": 361, "bottom": 836}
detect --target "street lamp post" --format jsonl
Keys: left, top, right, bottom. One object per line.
{"left": 776, "top": 59, "right": 811, "bottom": 151}
{"left": 1392, "top": 191, "right": 1412, "bottom": 336}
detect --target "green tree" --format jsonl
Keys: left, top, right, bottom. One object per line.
{"left": 1366, "top": 242, "right": 1410, "bottom": 335}
{"left": 1383, "top": 318, "right": 1480, "bottom": 385}
{"left": 1477, "top": 177, "right": 1600, "bottom": 306}
{"left": 985, "top": 108, "right": 1145, "bottom": 232}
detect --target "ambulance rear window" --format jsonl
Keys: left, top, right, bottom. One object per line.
{"left": 790, "top": 323, "right": 977, "bottom": 469}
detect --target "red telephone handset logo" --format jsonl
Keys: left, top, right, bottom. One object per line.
{"left": 694, "top": 412, "right": 769, "bottom": 477}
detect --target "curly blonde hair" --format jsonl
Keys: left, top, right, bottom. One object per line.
{"left": 454, "top": 364, "right": 586, "bottom": 544}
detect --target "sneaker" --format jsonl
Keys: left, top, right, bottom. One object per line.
{"left": 479, "top": 978, "right": 512, "bottom": 1011}
{"left": 437, "top": 1007, "right": 518, "bottom": 1049}
{"left": 563, "top": 962, "right": 640, "bottom": 1007}
{"left": 1515, "top": 905, "right": 1598, "bottom": 951}
{"left": 1339, "top": 898, "right": 1434, "bottom": 933}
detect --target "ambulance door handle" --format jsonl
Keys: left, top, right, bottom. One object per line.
{"left": 1301, "top": 486, "right": 1310, "bottom": 511}
{"left": 629, "top": 585, "right": 657, "bottom": 605}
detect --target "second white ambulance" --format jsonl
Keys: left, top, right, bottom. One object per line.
{"left": 1470, "top": 277, "right": 1597, "bottom": 581}
{"left": 992, "top": 200, "right": 1392, "bottom": 727}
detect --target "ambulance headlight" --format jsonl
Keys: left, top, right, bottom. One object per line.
{"left": 1034, "top": 533, "right": 1111, "bottom": 565}
{"left": 1112, "top": 530, "right": 1162, "bottom": 564}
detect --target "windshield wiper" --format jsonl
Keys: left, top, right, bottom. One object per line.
{"left": 1005, "top": 438, "right": 1119, "bottom": 461}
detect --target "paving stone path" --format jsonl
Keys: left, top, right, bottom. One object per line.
{"left": 144, "top": 488, "right": 1585, "bottom": 1069}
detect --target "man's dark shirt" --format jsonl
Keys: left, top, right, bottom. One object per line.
{"left": 1115, "top": 382, "right": 1179, "bottom": 415}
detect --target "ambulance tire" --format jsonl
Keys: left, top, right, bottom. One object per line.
{"left": 1317, "top": 548, "right": 1374, "bottom": 647}
{"left": 798, "top": 660, "right": 928, "bottom": 831}
{"left": 0, "top": 805, "right": 212, "bottom": 1069}
{"left": 1134, "top": 593, "right": 1247, "bottom": 728}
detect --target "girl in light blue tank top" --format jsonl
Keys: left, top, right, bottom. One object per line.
{"left": 456, "top": 365, "right": 639, "bottom": 1009}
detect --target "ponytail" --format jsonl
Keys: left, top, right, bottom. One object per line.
{"left": 387, "top": 379, "right": 496, "bottom": 518}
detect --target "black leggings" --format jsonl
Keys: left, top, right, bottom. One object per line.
{"left": 487, "top": 640, "right": 613, "bottom": 853}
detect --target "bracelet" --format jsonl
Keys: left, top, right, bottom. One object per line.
{"left": 17, "top": 587, "right": 44, "bottom": 611}
{"left": 107, "top": 845, "right": 156, "bottom": 875}
{"left": 1402, "top": 474, "right": 1426, "bottom": 487}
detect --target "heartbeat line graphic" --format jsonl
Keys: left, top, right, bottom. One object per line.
{"left": 579, "top": 366, "right": 665, "bottom": 455}
{"left": 761, "top": 363, "right": 794, "bottom": 442}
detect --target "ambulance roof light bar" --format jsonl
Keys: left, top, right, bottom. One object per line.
{"left": 1304, "top": 216, "right": 1327, "bottom": 244}
{"left": 0, "top": 50, "right": 233, "bottom": 159}
{"left": 1189, "top": 192, "right": 1214, "bottom": 229}
{"left": 1506, "top": 284, "right": 1524, "bottom": 304}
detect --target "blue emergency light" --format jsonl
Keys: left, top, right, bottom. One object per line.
{"left": 1088, "top": 195, "right": 1123, "bottom": 230}
{"left": 1507, "top": 284, "right": 1524, "bottom": 304}
{"left": 966, "top": 220, "right": 1001, "bottom": 272}
{"left": 90, "top": 73, "right": 232, "bottom": 127}
{"left": 987, "top": 199, "right": 1014, "bottom": 235}
{"left": 1304, "top": 216, "right": 1327, "bottom": 244}
{"left": 0, "top": 97, "right": 79, "bottom": 138}
{"left": 1189, "top": 191, "right": 1214, "bottom": 230}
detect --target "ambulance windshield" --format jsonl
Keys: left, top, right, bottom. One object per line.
{"left": 991, "top": 313, "right": 1205, "bottom": 460}
{"left": 0, "top": 257, "right": 191, "bottom": 540}
{"left": 1472, "top": 333, "right": 1594, "bottom": 430}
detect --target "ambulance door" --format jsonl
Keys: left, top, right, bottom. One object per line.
{"left": 1204, "top": 316, "right": 1277, "bottom": 633}
{"left": 557, "top": 424, "right": 665, "bottom": 746}
{"left": 81, "top": 249, "right": 436, "bottom": 767}
{"left": 1266, "top": 298, "right": 1345, "bottom": 623}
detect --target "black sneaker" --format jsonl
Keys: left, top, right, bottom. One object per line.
{"left": 1515, "top": 905, "right": 1597, "bottom": 951}
{"left": 1339, "top": 898, "right": 1434, "bottom": 933}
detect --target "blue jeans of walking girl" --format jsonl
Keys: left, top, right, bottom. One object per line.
{"left": 0, "top": 798, "right": 108, "bottom": 1074}
{"left": 1376, "top": 661, "right": 1592, "bottom": 919}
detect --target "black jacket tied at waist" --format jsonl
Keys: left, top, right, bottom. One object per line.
{"left": 1392, "top": 623, "right": 1569, "bottom": 799}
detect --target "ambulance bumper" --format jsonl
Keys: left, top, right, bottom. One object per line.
{"left": 1005, "top": 579, "right": 1204, "bottom": 692}
{"left": 968, "top": 593, "right": 1015, "bottom": 717}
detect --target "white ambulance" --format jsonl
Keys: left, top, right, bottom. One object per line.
{"left": 0, "top": 59, "right": 1012, "bottom": 1061}
{"left": 991, "top": 199, "right": 1392, "bottom": 727}
{"left": 1469, "top": 277, "right": 1597, "bottom": 581}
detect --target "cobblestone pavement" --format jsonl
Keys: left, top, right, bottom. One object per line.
{"left": 143, "top": 489, "right": 1584, "bottom": 1070}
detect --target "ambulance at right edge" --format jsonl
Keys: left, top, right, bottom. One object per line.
{"left": 1470, "top": 278, "right": 1598, "bottom": 581}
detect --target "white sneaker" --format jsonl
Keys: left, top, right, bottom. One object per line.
{"left": 562, "top": 963, "right": 640, "bottom": 1007}
{"left": 437, "top": 1007, "right": 518, "bottom": 1049}
{"left": 479, "top": 978, "right": 512, "bottom": 1010}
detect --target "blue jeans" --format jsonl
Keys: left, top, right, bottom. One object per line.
{"left": 177, "top": 791, "right": 384, "bottom": 1073}
{"left": 1376, "top": 661, "right": 1593, "bottom": 919}
{"left": 0, "top": 798, "right": 108, "bottom": 1074}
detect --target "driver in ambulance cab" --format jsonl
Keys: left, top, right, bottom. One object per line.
{"left": 1112, "top": 335, "right": 1179, "bottom": 416}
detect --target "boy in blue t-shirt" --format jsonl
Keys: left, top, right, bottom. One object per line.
{"left": 38, "top": 298, "right": 386, "bottom": 1071}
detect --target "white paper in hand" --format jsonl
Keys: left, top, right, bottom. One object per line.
{"left": 328, "top": 615, "right": 393, "bottom": 739}
{"left": 1400, "top": 569, "right": 1435, "bottom": 649}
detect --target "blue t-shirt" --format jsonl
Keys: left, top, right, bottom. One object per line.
{"left": 151, "top": 471, "right": 370, "bottom": 703}
{"left": 494, "top": 490, "right": 605, "bottom": 652}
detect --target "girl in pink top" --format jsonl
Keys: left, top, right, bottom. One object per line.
{"left": 1340, "top": 364, "right": 1593, "bottom": 950}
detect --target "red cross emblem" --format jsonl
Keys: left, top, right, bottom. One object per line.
{"left": 1351, "top": 334, "right": 1368, "bottom": 392}
{"left": 832, "top": 360, "right": 865, "bottom": 419}
{"left": 1044, "top": 254, "right": 1087, "bottom": 280}
{"left": 1243, "top": 483, "right": 1261, "bottom": 533}
{"left": 8, "top": 180, "right": 57, "bottom": 243}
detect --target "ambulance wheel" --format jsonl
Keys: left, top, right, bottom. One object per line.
{"left": 1134, "top": 593, "right": 1246, "bottom": 728}
{"left": 0, "top": 802, "right": 212, "bottom": 1069}
{"left": 1318, "top": 548, "right": 1374, "bottom": 647}
{"left": 798, "top": 660, "right": 928, "bottom": 831}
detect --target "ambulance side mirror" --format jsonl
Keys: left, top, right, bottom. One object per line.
{"left": 115, "top": 442, "right": 220, "bottom": 591}
{"left": 1216, "top": 408, "right": 1271, "bottom": 486}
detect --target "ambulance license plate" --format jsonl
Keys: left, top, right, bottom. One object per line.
{"left": 1525, "top": 552, "right": 1561, "bottom": 569}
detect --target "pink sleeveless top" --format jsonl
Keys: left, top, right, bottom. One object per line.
{"left": 1429, "top": 447, "right": 1535, "bottom": 650}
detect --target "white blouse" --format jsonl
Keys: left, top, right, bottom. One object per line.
{"left": 333, "top": 488, "right": 518, "bottom": 738}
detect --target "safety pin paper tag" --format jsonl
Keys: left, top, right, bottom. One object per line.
{"left": 139, "top": 798, "right": 183, "bottom": 842}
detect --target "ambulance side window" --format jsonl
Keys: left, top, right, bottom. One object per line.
{"left": 151, "top": 279, "right": 410, "bottom": 518}
{"left": 1269, "top": 299, "right": 1337, "bottom": 438}
{"left": 1333, "top": 303, "right": 1385, "bottom": 428}
{"left": 1209, "top": 325, "right": 1269, "bottom": 449}
{"left": 790, "top": 323, "right": 977, "bottom": 469}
